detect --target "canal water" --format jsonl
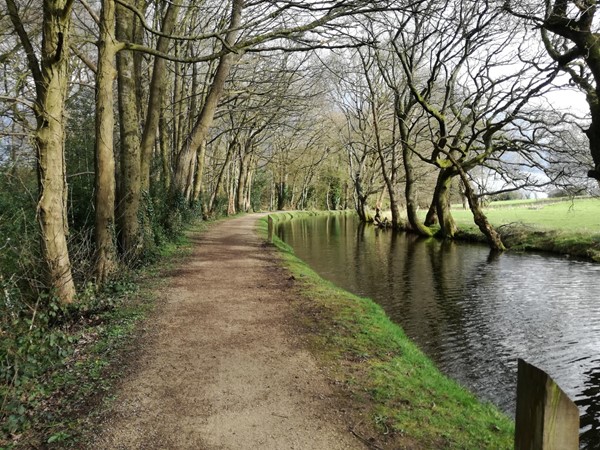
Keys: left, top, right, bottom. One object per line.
{"left": 276, "top": 214, "right": 600, "bottom": 448}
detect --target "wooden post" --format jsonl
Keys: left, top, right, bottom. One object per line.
{"left": 514, "top": 358, "right": 579, "bottom": 450}
{"left": 267, "top": 215, "right": 274, "bottom": 243}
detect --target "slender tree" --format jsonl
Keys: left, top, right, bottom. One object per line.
{"left": 171, "top": 0, "right": 244, "bottom": 205}
{"left": 94, "top": 0, "right": 118, "bottom": 283}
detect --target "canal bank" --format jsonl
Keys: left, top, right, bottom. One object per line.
{"left": 260, "top": 212, "right": 514, "bottom": 449}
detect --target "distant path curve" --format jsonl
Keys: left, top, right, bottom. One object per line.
{"left": 91, "top": 213, "right": 364, "bottom": 450}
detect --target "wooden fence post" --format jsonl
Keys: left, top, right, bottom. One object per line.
{"left": 267, "top": 215, "right": 274, "bottom": 243}
{"left": 514, "top": 358, "right": 579, "bottom": 450}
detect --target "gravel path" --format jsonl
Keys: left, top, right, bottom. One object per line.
{"left": 90, "top": 214, "right": 364, "bottom": 450}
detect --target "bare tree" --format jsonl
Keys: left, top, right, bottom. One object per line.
{"left": 505, "top": 0, "right": 600, "bottom": 182}
{"left": 5, "top": 0, "right": 77, "bottom": 302}
{"left": 390, "top": 0, "right": 558, "bottom": 249}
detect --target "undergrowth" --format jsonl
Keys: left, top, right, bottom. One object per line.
{"left": 0, "top": 216, "right": 203, "bottom": 449}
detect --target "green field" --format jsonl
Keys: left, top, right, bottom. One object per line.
{"left": 438, "top": 197, "right": 600, "bottom": 261}
{"left": 450, "top": 197, "right": 600, "bottom": 233}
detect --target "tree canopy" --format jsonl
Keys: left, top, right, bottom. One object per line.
{"left": 0, "top": 0, "right": 594, "bottom": 302}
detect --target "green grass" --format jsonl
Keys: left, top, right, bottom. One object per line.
{"left": 450, "top": 197, "right": 600, "bottom": 233}
{"left": 420, "top": 198, "right": 600, "bottom": 261}
{"left": 261, "top": 212, "right": 514, "bottom": 449}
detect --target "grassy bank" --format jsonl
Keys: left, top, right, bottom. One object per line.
{"left": 449, "top": 198, "right": 600, "bottom": 261}
{"left": 261, "top": 212, "right": 514, "bottom": 449}
{"left": 0, "top": 220, "right": 210, "bottom": 449}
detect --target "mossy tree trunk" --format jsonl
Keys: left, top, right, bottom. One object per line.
{"left": 447, "top": 154, "right": 506, "bottom": 251}
{"left": 462, "top": 174, "right": 506, "bottom": 251}
{"left": 94, "top": 0, "right": 119, "bottom": 284}
{"left": 116, "top": 2, "right": 142, "bottom": 261}
{"left": 434, "top": 169, "right": 457, "bottom": 239}
{"left": 397, "top": 99, "right": 433, "bottom": 237}
{"left": 353, "top": 175, "right": 369, "bottom": 223}
{"left": 6, "top": 0, "right": 77, "bottom": 303}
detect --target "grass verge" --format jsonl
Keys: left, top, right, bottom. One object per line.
{"left": 0, "top": 220, "right": 211, "bottom": 449}
{"left": 260, "top": 212, "right": 514, "bottom": 449}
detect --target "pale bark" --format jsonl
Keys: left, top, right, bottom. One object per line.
{"left": 6, "top": 0, "right": 77, "bottom": 303}
{"left": 116, "top": 2, "right": 142, "bottom": 260}
{"left": 244, "top": 163, "right": 254, "bottom": 211}
{"left": 191, "top": 139, "right": 206, "bottom": 205}
{"left": 236, "top": 140, "right": 253, "bottom": 212}
{"left": 94, "top": 0, "right": 118, "bottom": 283}
{"left": 208, "top": 139, "right": 236, "bottom": 214}
{"left": 227, "top": 162, "right": 236, "bottom": 216}
{"left": 159, "top": 90, "right": 171, "bottom": 190}
{"left": 171, "top": 0, "right": 244, "bottom": 202}
{"left": 140, "top": 1, "right": 181, "bottom": 192}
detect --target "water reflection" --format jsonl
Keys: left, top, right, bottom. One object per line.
{"left": 277, "top": 214, "right": 600, "bottom": 448}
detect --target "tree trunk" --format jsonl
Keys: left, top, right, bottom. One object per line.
{"left": 277, "top": 180, "right": 287, "bottom": 210}
{"left": 357, "top": 195, "right": 368, "bottom": 222}
{"left": 116, "top": 3, "right": 142, "bottom": 261}
{"left": 184, "top": 151, "right": 196, "bottom": 203}
{"left": 170, "top": 0, "right": 243, "bottom": 204}
{"left": 244, "top": 164, "right": 254, "bottom": 212}
{"left": 208, "top": 139, "right": 235, "bottom": 215}
{"left": 402, "top": 137, "right": 433, "bottom": 237}
{"left": 352, "top": 176, "right": 368, "bottom": 222}
{"left": 191, "top": 139, "right": 206, "bottom": 207}
{"left": 446, "top": 156, "right": 505, "bottom": 251}
{"left": 586, "top": 97, "right": 600, "bottom": 180}
{"left": 434, "top": 169, "right": 457, "bottom": 239}
{"left": 23, "top": 0, "right": 77, "bottom": 303}
{"left": 236, "top": 143, "right": 253, "bottom": 212}
{"left": 94, "top": 0, "right": 118, "bottom": 283}
{"left": 378, "top": 158, "right": 401, "bottom": 229}
{"left": 172, "top": 54, "right": 182, "bottom": 175}
{"left": 371, "top": 100, "right": 401, "bottom": 229}
{"left": 159, "top": 92, "right": 171, "bottom": 190}
{"left": 424, "top": 199, "right": 438, "bottom": 226}
{"left": 140, "top": 0, "right": 180, "bottom": 192}
{"left": 227, "top": 162, "right": 236, "bottom": 216}
{"left": 461, "top": 173, "right": 505, "bottom": 251}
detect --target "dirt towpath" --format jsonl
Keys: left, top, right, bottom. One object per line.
{"left": 90, "top": 214, "right": 365, "bottom": 450}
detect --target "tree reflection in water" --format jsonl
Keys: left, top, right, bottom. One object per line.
{"left": 277, "top": 214, "right": 600, "bottom": 447}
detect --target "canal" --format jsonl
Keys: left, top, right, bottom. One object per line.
{"left": 277, "top": 214, "right": 600, "bottom": 448}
